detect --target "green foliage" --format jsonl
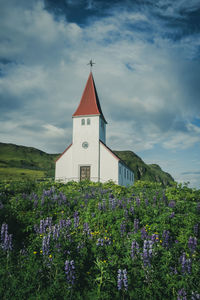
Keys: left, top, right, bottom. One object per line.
{"left": 0, "top": 180, "right": 199, "bottom": 299}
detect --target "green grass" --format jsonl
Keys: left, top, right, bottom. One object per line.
{"left": 0, "top": 167, "right": 46, "bottom": 180}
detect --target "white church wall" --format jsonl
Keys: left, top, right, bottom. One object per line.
{"left": 100, "top": 142, "right": 119, "bottom": 184}
{"left": 55, "top": 145, "right": 73, "bottom": 182}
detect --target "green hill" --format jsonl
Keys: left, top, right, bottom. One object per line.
{"left": 0, "top": 142, "right": 59, "bottom": 180}
{"left": 0, "top": 142, "right": 174, "bottom": 185}
{"left": 113, "top": 150, "right": 174, "bottom": 186}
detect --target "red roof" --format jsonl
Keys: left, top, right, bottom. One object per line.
{"left": 72, "top": 72, "right": 107, "bottom": 123}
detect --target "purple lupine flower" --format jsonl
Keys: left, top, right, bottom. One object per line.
{"left": 191, "top": 291, "right": 200, "bottom": 300}
{"left": 134, "top": 219, "right": 139, "bottom": 233}
{"left": 130, "top": 206, "right": 134, "bottom": 215}
{"left": 1, "top": 223, "right": 12, "bottom": 251}
{"left": 124, "top": 209, "right": 128, "bottom": 219}
{"left": 96, "top": 238, "right": 104, "bottom": 246}
{"left": 151, "top": 233, "right": 159, "bottom": 243}
{"left": 117, "top": 269, "right": 123, "bottom": 290}
{"left": 145, "top": 198, "right": 149, "bottom": 206}
{"left": 169, "top": 212, "right": 175, "bottom": 218}
{"left": 177, "top": 288, "right": 187, "bottom": 300}
{"left": 117, "top": 269, "right": 128, "bottom": 291}
{"left": 65, "top": 260, "right": 75, "bottom": 286}
{"left": 41, "top": 195, "right": 45, "bottom": 206}
{"left": 120, "top": 221, "right": 126, "bottom": 236}
{"left": 168, "top": 200, "right": 176, "bottom": 208}
{"left": 66, "top": 218, "right": 72, "bottom": 228}
{"left": 59, "top": 192, "right": 66, "bottom": 203}
{"left": 188, "top": 236, "right": 197, "bottom": 253}
{"left": 142, "top": 240, "right": 153, "bottom": 267}
{"left": 153, "top": 196, "right": 157, "bottom": 205}
{"left": 180, "top": 252, "right": 192, "bottom": 274}
{"left": 194, "top": 224, "right": 199, "bottom": 236}
{"left": 141, "top": 227, "right": 148, "bottom": 240}
{"left": 118, "top": 200, "right": 123, "bottom": 208}
{"left": 39, "top": 217, "right": 52, "bottom": 234}
{"left": 109, "top": 198, "right": 116, "bottom": 210}
{"left": 123, "top": 269, "right": 128, "bottom": 291}
{"left": 42, "top": 234, "right": 50, "bottom": 255}
{"left": 136, "top": 197, "right": 140, "bottom": 206}
{"left": 33, "top": 199, "right": 38, "bottom": 208}
{"left": 59, "top": 219, "right": 67, "bottom": 229}
{"left": 39, "top": 219, "right": 45, "bottom": 234}
{"left": 162, "top": 230, "right": 170, "bottom": 248}
{"left": 52, "top": 224, "right": 60, "bottom": 240}
{"left": 74, "top": 211, "right": 79, "bottom": 228}
{"left": 1, "top": 223, "right": 8, "bottom": 241}
{"left": 131, "top": 240, "right": 139, "bottom": 259}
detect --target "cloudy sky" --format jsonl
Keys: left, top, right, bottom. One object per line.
{"left": 0, "top": 0, "right": 200, "bottom": 188}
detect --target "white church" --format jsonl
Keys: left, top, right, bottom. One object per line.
{"left": 55, "top": 71, "right": 134, "bottom": 186}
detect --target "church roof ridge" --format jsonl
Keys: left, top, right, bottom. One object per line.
{"left": 72, "top": 72, "right": 107, "bottom": 124}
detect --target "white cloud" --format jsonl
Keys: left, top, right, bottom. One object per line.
{"left": 0, "top": 0, "right": 200, "bottom": 187}
{"left": 153, "top": 0, "right": 200, "bottom": 18}
{"left": 42, "top": 124, "right": 66, "bottom": 138}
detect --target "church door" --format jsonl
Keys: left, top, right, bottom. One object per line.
{"left": 80, "top": 166, "right": 91, "bottom": 181}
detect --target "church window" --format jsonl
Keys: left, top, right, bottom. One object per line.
{"left": 124, "top": 169, "right": 126, "bottom": 179}
{"left": 81, "top": 119, "right": 85, "bottom": 125}
{"left": 119, "top": 166, "right": 121, "bottom": 174}
{"left": 127, "top": 170, "right": 128, "bottom": 179}
{"left": 87, "top": 118, "right": 90, "bottom": 125}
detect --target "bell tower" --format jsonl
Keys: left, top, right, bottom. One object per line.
{"left": 72, "top": 71, "right": 107, "bottom": 181}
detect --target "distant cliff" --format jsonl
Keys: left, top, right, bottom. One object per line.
{"left": 113, "top": 150, "right": 174, "bottom": 186}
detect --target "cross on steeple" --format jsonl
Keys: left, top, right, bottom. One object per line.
{"left": 87, "top": 59, "right": 95, "bottom": 70}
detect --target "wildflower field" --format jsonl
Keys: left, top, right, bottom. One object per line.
{"left": 0, "top": 180, "right": 199, "bottom": 300}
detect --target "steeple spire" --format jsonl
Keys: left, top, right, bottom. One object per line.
{"left": 72, "top": 72, "right": 107, "bottom": 123}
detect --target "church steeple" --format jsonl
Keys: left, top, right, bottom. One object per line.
{"left": 72, "top": 72, "right": 107, "bottom": 124}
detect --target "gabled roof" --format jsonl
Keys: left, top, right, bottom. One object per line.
{"left": 72, "top": 72, "right": 107, "bottom": 124}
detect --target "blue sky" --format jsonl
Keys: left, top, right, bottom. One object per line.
{"left": 0, "top": 0, "right": 200, "bottom": 188}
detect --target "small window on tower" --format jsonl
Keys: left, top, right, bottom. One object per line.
{"left": 87, "top": 118, "right": 90, "bottom": 125}
{"left": 81, "top": 119, "right": 85, "bottom": 125}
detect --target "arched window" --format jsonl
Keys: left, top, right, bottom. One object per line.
{"left": 87, "top": 118, "right": 90, "bottom": 125}
{"left": 81, "top": 119, "right": 85, "bottom": 125}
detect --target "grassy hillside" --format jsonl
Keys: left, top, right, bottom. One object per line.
{"left": 0, "top": 142, "right": 59, "bottom": 180}
{"left": 0, "top": 142, "right": 174, "bottom": 185}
